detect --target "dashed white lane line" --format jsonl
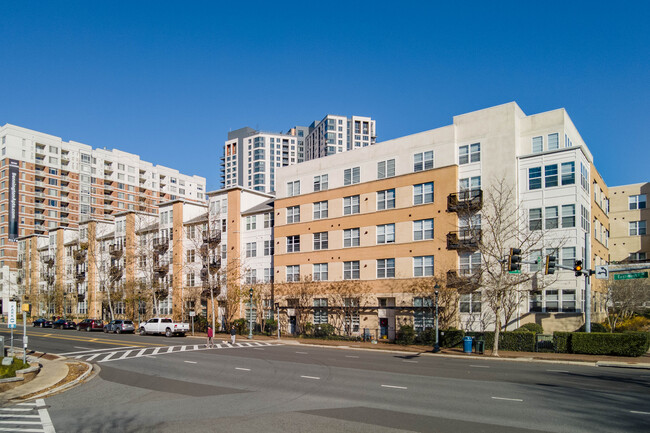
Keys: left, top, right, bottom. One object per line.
{"left": 235, "top": 367, "right": 251, "bottom": 371}
{"left": 184, "top": 361, "right": 197, "bottom": 364}
{"left": 469, "top": 365, "right": 489, "bottom": 368}
{"left": 345, "top": 355, "right": 359, "bottom": 358}
{"left": 295, "top": 351, "right": 308, "bottom": 354}
{"left": 381, "top": 385, "right": 407, "bottom": 390}
{"left": 300, "top": 375, "right": 320, "bottom": 380}
{"left": 403, "top": 360, "right": 418, "bottom": 363}
{"left": 546, "top": 369, "right": 569, "bottom": 373}
{"left": 252, "top": 348, "right": 264, "bottom": 350}
{"left": 491, "top": 397, "right": 523, "bottom": 402}
{"left": 630, "top": 410, "right": 650, "bottom": 415}
{"left": 73, "top": 346, "right": 93, "bottom": 350}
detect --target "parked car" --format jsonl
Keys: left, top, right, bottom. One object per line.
{"left": 104, "top": 319, "right": 135, "bottom": 334}
{"left": 77, "top": 318, "right": 104, "bottom": 332}
{"left": 139, "top": 318, "right": 189, "bottom": 337}
{"left": 53, "top": 319, "right": 76, "bottom": 329}
{"left": 32, "top": 318, "right": 53, "bottom": 328}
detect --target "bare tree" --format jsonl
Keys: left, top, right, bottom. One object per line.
{"left": 606, "top": 278, "right": 650, "bottom": 332}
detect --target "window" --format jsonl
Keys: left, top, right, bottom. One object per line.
{"left": 529, "top": 291, "right": 542, "bottom": 312}
{"left": 414, "top": 182, "right": 434, "bottom": 205}
{"left": 545, "top": 290, "right": 559, "bottom": 312}
{"left": 545, "top": 206, "right": 558, "bottom": 229}
{"left": 344, "top": 261, "right": 360, "bottom": 279}
{"left": 561, "top": 162, "right": 575, "bottom": 185}
{"left": 264, "top": 212, "right": 274, "bottom": 228}
{"left": 187, "top": 272, "right": 196, "bottom": 287}
{"left": 548, "top": 133, "right": 559, "bottom": 150}
{"left": 562, "top": 290, "right": 576, "bottom": 312}
{"left": 246, "top": 242, "right": 257, "bottom": 258}
{"left": 532, "top": 136, "right": 543, "bottom": 153}
{"left": 459, "top": 143, "right": 480, "bottom": 164}
{"left": 313, "top": 263, "right": 328, "bottom": 281}
{"left": 287, "top": 180, "right": 300, "bottom": 197}
{"left": 413, "top": 297, "right": 434, "bottom": 331}
{"left": 377, "top": 189, "right": 395, "bottom": 210}
{"left": 313, "top": 201, "right": 328, "bottom": 219}
{"left": 414, "top": 151, "right": 434, "bottom": 172}
{"left": 313, "top": 298, "right": 328, "bottom": 324}
{"left": 545, "top": 164, "right": 558, "bottom": 188}
{"left": 313, "top": 232, "right": 328, "bottom": 250}
{"left": 629, "top": 221, "right": 647, "bottom": 236}
{"left": 377, "top": 258, "right": 395, "bottom": 278}
{"left": 343, "top": 228, "right": 360, "bottom": 247}
{"left": 264, "top": 240, "right": 273, "bottom": 256}
{"left": 460, "top": 293, "right": 481, "bottom": 313}
{"left": 344, "top": 167, "right": 360, "bottom": 185}
{"left": 581, "top": 205, "right": 589, "bottom": 232}
{"left": 561, "top": 247, "right": 575, "bottom": 268}
{"left": 414, "top": 256, "right": 434, "bottom": 277}
{"left": 629, "top": 195, "right": 647, "bottom": 210}
{"left": 287, "top": 206, "right": 300, "bottom": 223}
{"left": 460, "top": 252, "right": 481, "bottom": 275}
{"left": 580, "top": 163, "right": 589, "bottom": 190}
{"left": 413, "top": 219, "right": 434, "bottom": 240}
{"left": 246, "top": 215, "right": 256, "bottom": 230}
{"left": 343, "top": 195, "right": 360, "bottom": 215}
{"left": 378, "top": 159, "right": 396, "bottom": 178}
{"left": 287, "top": 235, "right": 300, "bottom": 253}
{"left": 528, "top": 167, "right": 542, "bottom": 190}
{"left": 313, "top": 174, "right": 328, "bottom": 192}
{"left": 629, "top": 252, "right": 647, "bottom": 262}
{"left": 376, "top": 224, "right": 395, "bottom": 244}
{"left": 459, "top": 176, "right": 481, "bottom": 191}
{"left": 529, "top": 208, "right": 542, "bottom": 231}
{"left": 286, "top": 265, "right": 300, "bottom": 282}
{"left": 186, "top": 250, "right": 195, "bottom": 263}
{"left": 562, "top": 204, "right": 575, "bottom": 228}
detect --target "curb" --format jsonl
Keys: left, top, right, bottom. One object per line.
{"left": 24, "top": 360, "right": 95, "bottom": 401}
{"left": 596, "top": 361, "right": 650, "bottom": 370}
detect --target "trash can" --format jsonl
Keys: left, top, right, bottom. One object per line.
{"left": 475, "top": 340, "right": 485, "bottom": 354}
{"left": 463, "top": 336, "right": 473, "bottom": 354}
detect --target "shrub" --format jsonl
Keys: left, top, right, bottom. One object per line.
{"left": 553, "top": 332, "right": 572, "bottom": 353}
{"left": 303, "top": 322, "right": 313, "bottom": 335}
{"left": 232, "top": 318, "right": 247, "bottom": 335}
{"left": 439, "top": 329, "right": 465, "bottom": 347}
{"left": 264, "top": 319, "right": 278, "bottom": 335}
{"left": 0, "top": 358, "right": 28, "bottom": 379}
{"left": 616, "top": 316, "right": 650, "bottom": 332}
{"left": 571, "top": 332, "right": 650, "bottom": 357}
{"left": 415, "top": 328, "right": 436, "bottom": 346}
{"left": 396, "top": 325, "right": 416, "bottom": 345}
{"left": 575, "top": 322, "right": 608, "bottom": 333}
{"left": 313, "top": 323, "right": 336, "bottom": 338}
{"left": 515, "top": 323, "right": 544, "bottom": 334}
{"left": 481, "top": 331, "right": 536, "bottom": 352}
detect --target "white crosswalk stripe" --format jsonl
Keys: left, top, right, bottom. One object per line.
{"left": 70, "top": 341, "right": 279, "bottom": 363}
{"left": 0, "top": 399, "right": 56, "bottom": 432}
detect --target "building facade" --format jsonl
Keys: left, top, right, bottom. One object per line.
{"left": 609, "top": 183, "right": 649, "bottom": 263}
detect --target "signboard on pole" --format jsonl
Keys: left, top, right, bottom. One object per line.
{"left": 8, "top": 301, "right": 17, "bottom": 329}
{"left": 614, "top": 272, "right": 649, "bottom": 281}
{"left": 595, "top": 265, "right": 609, "bottom": 280}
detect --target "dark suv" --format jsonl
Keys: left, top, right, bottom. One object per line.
{"left": 77, "top": 318, "right": 104, "bottom": 332}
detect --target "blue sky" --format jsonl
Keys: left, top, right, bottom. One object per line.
{"left": 0, "top": 1, "right": 648, "bottom": 190}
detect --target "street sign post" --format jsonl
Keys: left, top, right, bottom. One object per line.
{"left": 613, "top": 272, "right": 648, "bottom": 281}
{"left": 8, "top": 301, "right": 16, "bottom": 329}
{"left": 595, "top": 265, "right": 609, "bottom": 280}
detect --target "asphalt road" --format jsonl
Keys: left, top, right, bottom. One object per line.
{"left": 2, "top": 326, "right": 649, "bottom": 432}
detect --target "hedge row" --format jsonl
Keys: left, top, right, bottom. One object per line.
{"left": 553, "top": 332, "right": 650, "bottom": 357}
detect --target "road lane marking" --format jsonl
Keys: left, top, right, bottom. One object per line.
{"left": 491, "top": 397, "right": 523, "bottom": 402}
{"left": 85, "top": 353, "right": 102, "bottom": 361}
{"left": 0, "top": 414, "right": 40, "bottom": 417}
{"left": 469, "top": 365, "right": 489, "bottom": 368}
{"left": 546, "top": 369, "right": 569, "bottom": 373}
{"left": 300, "top": 375, "right": 320, "bottom": 380}
{"left": 345, "top": 355, "right": 359, "bottom": 358}
{"left": 101, "top": 352, "right": 116, "bottom": 361}
{"left": 15, "top": 403, "right": 36, "bottom": 407}
{"left": 381, "top": 385, "right": 407, "bottom": 389}
{"left": 37, "top": 398, "right": 56, "bottom": 433}
{"left": 118, "top": 350, "right": 134, "bottom": 360}
{"left": 0, "top": 408, "right": 34, "bottom": 412}
{"left": 74, "top": 346, "right": 93, "bottom": 350}
{"left": 152, "top": 347, "right": 161, "bottom": 355}
{"left": 184, "top": 361, "right": 197, "bottom": 364}
{"left": 59, "top": 346, "right": 139, "bottom": 356}
{"left": 296, "top": 351, "right": 308, "bottom": 354}
{"left": 136, "top": 348, "right": 147, "bottom": 357}
{"left": 630, "top": 410, "right": 650, "bottom": 415}
{"left": 236, "top": 367, "right": 251, "bottom": 371}
{"left": 0, "top": 420, "right": 43, "bottom": 424}
{"left": 403, "top": 360, "right": 418, "bottom": 363}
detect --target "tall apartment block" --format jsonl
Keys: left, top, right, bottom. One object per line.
{"left": 274, "top": 102, "right": 609, "bottom": 335}
{"left": 609, "top": 183, "right": 649, "bottom": 263}
{"left": 220, "top": 115, "right": 376, "bottom": 194}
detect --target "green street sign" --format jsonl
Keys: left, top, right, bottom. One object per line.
{"left": 614, "top": 272, "right": 649, "bottom": 280}
{"left": 509, "top": 270, "right": 521, "bottom": 274}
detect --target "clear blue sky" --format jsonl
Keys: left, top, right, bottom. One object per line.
{"left": 1, "top": 1, "right": 648, "bottom": 191}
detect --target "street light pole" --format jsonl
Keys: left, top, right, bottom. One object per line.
{"left": 248, "top": 288, "right": 254, "bottom": 339}
{"left": 433, "top": 286, "right": 440, "bottom": 353}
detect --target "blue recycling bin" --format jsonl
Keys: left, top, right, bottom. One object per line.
{"left": 463, "top": 336, "right": 473, "bottom": 354}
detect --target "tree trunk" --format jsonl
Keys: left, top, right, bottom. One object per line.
{"left": 492, "top": 309, "right": 501, "bottom": 357}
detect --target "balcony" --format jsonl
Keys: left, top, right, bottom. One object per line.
{"left": 447, "top": 189, "right": 483, "bottom": 213}
{"left": 153, "top": 239, "right": 169, "bottom": 253}
{"left": 202, "top": 232, "right": 221, "bottom": 247}
{"left": 447, "top": 229, "right": 482, "bottom": 250}
{"left": 446, "top": 270, "right": 481, "bottom": 291}
{"left": 35, "top": 202, "right": 45, "bottom": 210}
{"left": 42, "top": 255, "right": 55, "bottom": 267}
{"left": 109, "top": 244, "right": 124, "bottom": 259}
{"left": 75, "top": 271, "right": 86, "bottom": 282}
{"left": 109, "top": 266, "right": 123, "bottom": 281}
{"left": 74, "top": 250, "right": 86, "bottom": 262}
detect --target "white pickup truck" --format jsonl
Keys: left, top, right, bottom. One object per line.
{"left": 139, "top": 318, "right": 189, "bottom": 337}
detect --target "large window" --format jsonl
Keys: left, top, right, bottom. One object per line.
{"left": 377, "top": 189, "right": 395, "bottom": 210}
{"left": 313, "top": 174, "right": 328, "bottom": 192}
{"left": 313, "top": 232, "right": 328, "bottom": 250}
{"left": 413, "top": 219, "right": 434, "bottom": 240}
{"left": 629, "top": 194, "right": 647, "bottom": 210}
{"left": 459, "top": 143, "right": 480, "bottom": 164}
{"left": 548, "top": 133, "right": 559, "bottom": 150}
{"left": 343, "top": 195, "right": 360, "bottom": 215}
{"left": 378, "top": 159, "right": 396, "bottom": 178}
{"left": 545, "top": 206, "right": 558, "bottom": 229}
{"left": 287, "top": 206, "right": 300, "bottom": 223}
{"left": 287, "top": 180, "right": 300, "bottom": 197}
{"left": 264, "top": 240, "right": 273, "bottom": 256}
{"left": 545, "top": 164, "right": 558, "bottom": 188}
{"left": 532, "top": 136, "right": 543, "bottom": 153}
{"left": 343, "top": 228, "right": 360, "bottom": 247}
{"left": 414, "top": 151, "right": 434, "bottom": 171}
{"left": 460, "top": 293, "right": 481, "bottom": 313}
{"left": 561, "top": 162, "right": 575, "bottom": 185}
{"left": 529, "top": 208, "right": 542, "bottom": 231}
{"left": 344, "top": 167, "right": 360, "bottom": 185}
{"left": 245, "top": 242, "right": 257, "bottom": 258}
{"left": 629, "top": 221, "right": 647, "bottom": 236}
{"left": 414, "top": 256, "right": 434, "bottom": 277}
{"left": 413, "top": 297, "right": 433, "bottom": 331}
{"left": 313, "top": 201, "right": 328, "bottom": 219}
{"left": 313, "top": 298, "right": 328, "bottom": 324}
{"left": 377, "top": 224, "right": 395, "bottom": 244}
{"left": 313, "top": 263, "right": 328, "bottom": 281}
{"left": 287, "top": 235, "right": 300, "bottom": 253}
{"left": 561, "top": 247, "right": 575, "bottom": 268}
{"left": 562, "top": 204, "right": 575, "bottom": 228}
{"left": 414, "top": 182, "right": 434, "bottom": 205}
{"left": 246, "top": 215, "right": 256, "bottom": 230}
{"left": 528, "top": 167, "right": 542, "bottom": 190}
{"left": 460, "top": 252, "right": 481, "bottom": 275}
{"left": 264, "top": 212, "right": 274, "bottom": 228}
{"left": 377, "top": 258, "right": 395, "bottom": 278}
{"left": 286, "top": 265, "right": 300, "bottom": 282}
{"left": 344, "top": 261, "right": 360, "bottom": 279}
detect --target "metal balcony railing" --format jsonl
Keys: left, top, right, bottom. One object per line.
{"left": 447, "top": 189, "right": 483, "bottom": 212}
{"left": 446, "top": 229, "right": 482, "bottom": 250}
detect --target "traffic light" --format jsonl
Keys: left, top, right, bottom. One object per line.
{"left": 508, "top": 248, "right": 522, "bottom": 272}
{"left": 573, "top": 260, "right": 583, "bottom": 277}
{"left": 545, "top": 255, "right": 556, "bottom": 275}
